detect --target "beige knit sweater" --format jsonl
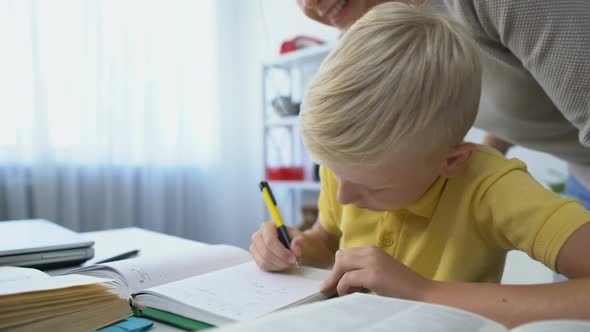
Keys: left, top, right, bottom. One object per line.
{"left": 428, "top": 0, "right": 590, "bottom": 186}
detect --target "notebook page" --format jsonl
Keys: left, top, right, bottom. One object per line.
{"left": 0, "top": 267, "right": 48, "bottom": 283}
{"left": 215, "top": 293, "right": 506, "bottom": 332}
{"left": 70, "top": 244, "right": 252, "bottom": 294}
{"left": 511, "top": 320, "right": 590, "bottom": 332}
{"left": 139, "top": 261, "right": 329, "bottom": 322}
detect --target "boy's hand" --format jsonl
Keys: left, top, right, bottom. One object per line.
{"left": 250, "top": 222, "right": 303, "bottom": 271}
{"left": 319, "top": 246, "right": 431, "bottom": 300}
{"left": 250, "top": 221, "right": 336, "bottom": 271}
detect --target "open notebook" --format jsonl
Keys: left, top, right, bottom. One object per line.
{"left": 67, "top": 245, "right": 330, "bottom": 326}
{"left": 216, "top": 292, "right": 590, "bottom": 332}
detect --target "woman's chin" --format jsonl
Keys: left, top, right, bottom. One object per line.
{"left": 330, "top": 0, "right": 354, "bottom": 31}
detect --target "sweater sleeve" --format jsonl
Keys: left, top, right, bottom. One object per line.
{"left": 473, "top": 0, "right": 590, "bottom": 146}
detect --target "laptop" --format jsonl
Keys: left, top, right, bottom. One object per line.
{"left": 0, "top": 219, "right": 94, "bottom": 268}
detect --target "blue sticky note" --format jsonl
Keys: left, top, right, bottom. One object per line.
{"left": 97, "top": 317, "right": 154, "bottom": 332}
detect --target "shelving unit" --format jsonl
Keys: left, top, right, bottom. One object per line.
{"left": 261, "top": 43, "right": 333, "bottom": 227}
{"left": 268, "top": 180, "right": 322, "bottom": 191}
{"left": 264, "top": 116, "right": 300, "bottom": 128}
{"left": 262, "top": 43, "right": 334, "bottom": 69}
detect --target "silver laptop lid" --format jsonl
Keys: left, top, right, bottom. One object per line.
{"left": 0, "top": 219, "right": 94, "bottom": 256}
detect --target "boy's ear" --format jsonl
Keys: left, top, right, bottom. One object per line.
{"left": 439, "top": 143, "right": 476, "bottom": 177}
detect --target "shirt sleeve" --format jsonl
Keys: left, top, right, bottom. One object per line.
{"left": 473, "top": 0, "right": 590, "bottom": 146}
{"left": 474, "top": 169, "right": 590, "bottom": 272}
{"left": 318, "top": 166, "right": 343, "bottom": 237}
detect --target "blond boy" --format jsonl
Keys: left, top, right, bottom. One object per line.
{"left": 250, "top": 3, "right": 590, "bottom": 327}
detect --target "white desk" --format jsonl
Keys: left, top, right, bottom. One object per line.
{"left": 49, "top": 227, "right": 211, "bottom": 332}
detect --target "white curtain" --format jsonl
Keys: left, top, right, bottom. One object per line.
{"left": 0, "top": 0, "right": 263, "bottom": 247}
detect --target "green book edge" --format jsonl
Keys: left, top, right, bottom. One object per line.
{"left": 132, "top": 306, "right": 214, "bottom": 331}
{"left": 131, "top": 290, "right": 341, "bottom": 330}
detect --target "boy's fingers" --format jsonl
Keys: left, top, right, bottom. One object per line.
{"left": 320, "top": 249, "right": 365, "bottom": 293}
{"left": 250, "top": 243, "right": 267, "bottom": 270}
{"left": 261, "top": 222, "right": 297, "bottom": 263}
{"left": 251, "top": 225, "right": 290, "bottom": 270}
{"left": 287, "top": 227, "right": 305, "bottom": 258}
{"left": 286, "top": 226, "right": 302, "bottom": 239}
{"left": 251, "top": 245, "right": 279, "bottom": 272}
{"left": 251, "top": 240, "right": 289, "bottom": 271}
{"left": 256, "top": 236, "right": 289, "bottom": 270}
{"left": 336, "top": 270, "right": 366, "bottom": 296}
{"left": 289, "top": 236, "right": 305, "bottom": 258}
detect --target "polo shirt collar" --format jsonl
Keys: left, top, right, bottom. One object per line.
{"left": 403, "top": 176, "right": 448, "bottom": 218}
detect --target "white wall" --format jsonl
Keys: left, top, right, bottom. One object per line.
{"left": 257, "top": 0, "right": 339, "bottom": 56}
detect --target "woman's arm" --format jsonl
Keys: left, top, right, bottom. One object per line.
{"left": 474, "top": 0, "right": 590, "bottom": 146}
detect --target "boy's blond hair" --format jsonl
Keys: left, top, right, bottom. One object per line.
{"left": 301, "top": 2, "right": 482, "bottom": 166}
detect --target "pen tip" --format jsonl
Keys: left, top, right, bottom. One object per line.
{"left": 295, "top": 259, "right": 300, "bottom": 269}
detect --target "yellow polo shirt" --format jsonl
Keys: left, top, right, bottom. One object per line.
{"left": 318, "top": 145, "right": 590, "bottom": 282}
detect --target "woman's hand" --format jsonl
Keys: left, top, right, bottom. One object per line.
{"left": 319, "top": 246, "right": 431, "bottom": 300}
{"left": 483, "top": 134, "right": 513, "bottom": 155}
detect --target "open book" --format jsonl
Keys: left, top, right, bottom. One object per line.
{"left": 0, "top": 267, "right": 131, "bottom": 331}
{"left": 216, "top": 292, "right": 590, "bottom": 332}
{"left": 68, "top": 244, "right": 330, "bottom": 326}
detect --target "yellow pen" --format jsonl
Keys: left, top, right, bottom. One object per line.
{"left": 259, "top": 180, "right": 300, "bottom": 268}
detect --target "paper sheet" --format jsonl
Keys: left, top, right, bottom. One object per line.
{"left": 0, "top": 266, "right": 48, "bottom": 283}
{"left": 70, "top": 244, "right": 253, "bottom": 294}
{"left": 139, "top": 262, "right": 329, "bottom": 322}
{"left": 214, "top": 293, "right": 506, "bottom": 332}
{"left": 512, "top": 320, "right": 590, "bottom": 332}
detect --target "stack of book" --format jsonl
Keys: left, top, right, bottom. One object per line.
{"left": 0, "top": 267, "right": 131, "bottom": 331}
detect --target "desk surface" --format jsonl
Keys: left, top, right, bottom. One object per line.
{"left": 49, "top": 227, "right": 210, "bottom": 332}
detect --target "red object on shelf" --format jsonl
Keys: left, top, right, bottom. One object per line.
{"left": 279, "top": 35, "right": 324, "bottom": 55}
{"left": 266, "top": 166, "right": 305, "bottom": 181}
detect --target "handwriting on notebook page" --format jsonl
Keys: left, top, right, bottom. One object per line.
{"left": 128, "top": 265, "right": 152, "bottom": 285}
{"left": 148, "top": 262, "right": 324, "bottom": 321}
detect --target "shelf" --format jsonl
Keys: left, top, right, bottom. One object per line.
{"left": 268, "top": 180, "right": 321, "bottom": 191}
{"left": 264, "top": 116, "right": 299, "bottom": 128}
{"left": 262, "top": 43, "right": 328, "bottom": 227}
{"left": 263, "top": 42, "right": 335, "bottom": 69}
